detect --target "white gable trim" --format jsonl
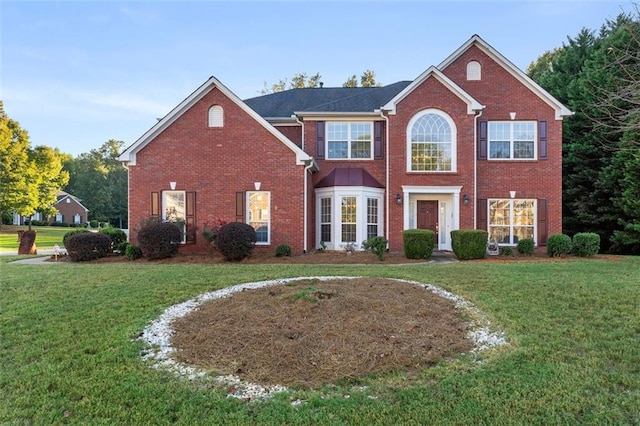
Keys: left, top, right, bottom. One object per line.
{"left": 55, "top": 195, "right": 90, "bottom": 213}
{"left": 439, "top": 35, "right": 572, "bottom": 120}
{"left": 381, "top": 66, "right": 484, "bottom": 115}
{"left": 118, "top": 76, "right": 312, "bottom": 166}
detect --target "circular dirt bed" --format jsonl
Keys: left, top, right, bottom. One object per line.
{"left": 170, "top": 277, "right": 474, "bottom": 389}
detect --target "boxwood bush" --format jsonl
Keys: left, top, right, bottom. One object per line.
{"left": 362, "top": 236, "right": 388, "bottom": 261}
{"left": 517, "top": 238, "right": 535, "bottom": 256}
{"left": 137, "top": 222, "right": 182, "bottom": 260}
{"left": 547, "top": 233, "right": 573, "bottom": 257}
{"left": 125, "top": 243, "right": 143, "bottom": 260}
{"left": 99, "top": 227, "right": 127, "bottom": 252}
{"left": 66, "top": 232, "right": 112, "bottom": 262}
{"left": 216, "top": 222, "right": 257, "bottom": 261}
{"left": 572, "top": 232, "right": 600, "bottom": 257}
{"left": 403, "top": 229, "right": 434, "bottom": 259}
{"left": 275, "top": 244, "right": 292, "bottom": 257}
{"left": 451, "top": 229, "right": 488, "bottom": 260}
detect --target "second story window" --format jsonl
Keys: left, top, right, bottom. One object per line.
{"left": 407, "top": 110, "right": 456, "bottom": 172}
{"left": 489, "top": 121, "right": 536, "bottom": 159}
{"left": 326, "top": 122, "right": 372, "bottom": 160}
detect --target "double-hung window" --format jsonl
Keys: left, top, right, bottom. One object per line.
{"left": 488, "top": 199, "right": 536, "bottom": 245}
{"left": 488, "top": 122, "right": 536, "bottom": 160}
{"left": 162, "top": 190, "right": 186, "bottom": 243}
{"left": 248, "top": 191, "right": 270, "bottom": 244}
{"left": 326, "top": 122, "right": 372, "bottom": 159}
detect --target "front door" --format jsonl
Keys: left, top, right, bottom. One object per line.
{"left": 417, "top": 200, "right": 438, "bottom": 245}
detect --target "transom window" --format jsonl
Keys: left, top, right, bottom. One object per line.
{"left": 247, "top": 191, "right": 270, "bottom": 244}
{"left": 163, "top": 190, "right": 186, "bottom": 243}
{"left": 408, "top": 110, "right": 456, "bottom": 172}
{"left": 326, "top": 122, "right": 372, "bottom": 159}
{"left": 489, "top": 122, "right": 536, "bottom": 159}
{"left": 488, "top": 199, "right": 536, "bottom": 245}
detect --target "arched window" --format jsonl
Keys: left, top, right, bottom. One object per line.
{"left": 407, "top": 109, "right": 456, "bottom": 172}
{"left": 466, "top": 61, "right": 481, "bottom": 81}
{"left": 208, "top": 105, "right": 223, "bottom": 127}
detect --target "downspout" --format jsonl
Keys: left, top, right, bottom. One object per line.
{"left": 473, "top": 109, "right": 483, "bottom": 229}
{"left": 303, "top": 159, "right": 314, "bottom": 253}
{"left": 379, "top": 109, "right": 390, "bottom": 245}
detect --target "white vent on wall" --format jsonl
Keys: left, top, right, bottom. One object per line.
{"left": 208, "top": 105, "right": 224, "bottom": 127}
{"left": 466, "top": 61, "right": 481, "bottom": 81}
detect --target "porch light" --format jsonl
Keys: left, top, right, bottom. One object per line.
{"left": 510, "top": 190, "right": 516, "bottom": 199}
{"left": 170, "top": 182, "right": 177, "bottom": 190}
{"left": 396, "top": 193, "right": 402, "bottom": 204}
{"left": 463, "top": 194, "right": 470, "bottom": 205}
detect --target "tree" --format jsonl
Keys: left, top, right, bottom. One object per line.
{"left": 260, "top": 72, "right": 322, "bottom": 94}
{"left": 342, "top": 70, "right": 381, "bottom": 88}
{"left": 64, "top": 140, "right": 128, "bottom": 228}
{"left": 29, "top": 146, "right": 70, "bottom": 220}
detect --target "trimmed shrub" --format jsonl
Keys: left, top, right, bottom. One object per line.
{"left": 451, "top": 229, "right": 488, "bottom": 260}
{"left": 216, "top": 222, "right": 257, "bottom": 261}
{"left": 99, "top": 227, "right": 127, "bottom": 252}
{"left": 30, "top": 220, "right": 48, "bottom": 226}
{"left": 89, "top": 220, "right": 99, "bottom": 228}
{"left": 500, "top": 246, "right": 514, "bottom": 256}
{"left": 403, "top": 229, "right": 435, "bottom": 259}
{"left": 572, "top": 232, "right": 600, "bottom": 257}
{"left": 137, "top": 222, "right": 182, "bottom": 260}
{"left": 547, "top": 233, "right": 573, "bottom": 257}
{"left": 66, "top": 232, "right": 112, "bottom": 262}
{"left": 362, "top": 236, "right": 388, "bottom": 261}
{"left": 125, "top": 244, "right": 143, "bottom": 261}
{"left": 517, "top": 238, "right": 535, "bottom": 256}
{"left": 275, "top": 244, "right": 293, "bottom": 257}
{"left": 63, "top": 229, "right": 90, "bottom": 247}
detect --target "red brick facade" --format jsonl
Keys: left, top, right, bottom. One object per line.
{"left": 120, "top": 35, "right": 570, "bottom": 254}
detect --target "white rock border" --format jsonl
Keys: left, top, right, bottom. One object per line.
{"left": 138, "top": 276, "right": 507, "bottom": 401}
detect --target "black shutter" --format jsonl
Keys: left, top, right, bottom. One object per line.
{"left": 316, "top": 121, "right": 325, "bottom": 158}
{"left": 374, "top": 121, "right": 383, "bottom": 159}
{"left": 151, "top": 192, "right": 160, "bottom": 219}
{"left": 538, "top": 199, "right": 548, "bottom": 245}
{"left": 478, "top": 120, "right": 487, "bottom": 160}
{"left": 538, "top": 121, "right": 548, "bottom": 160}
{"left": 477, "top": 198, "right": 487, "bottom": 231}
{"left": 185, "top": 191, "right": 196, "bottom": 243}
{"left": 235, "top": 192, "right": 245, "bottom": 222}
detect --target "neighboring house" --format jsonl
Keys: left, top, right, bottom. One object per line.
{"left": 119, "top": 35, "right": 571, "bottom": 254}
{"left": 12, "top": 190, "right": 89, "bottom": 226}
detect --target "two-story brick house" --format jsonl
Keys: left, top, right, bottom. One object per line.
{"left": 119, "top": 35, "right": 571, "bottom": 254}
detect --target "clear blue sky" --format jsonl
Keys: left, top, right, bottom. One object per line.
{"left": 1, "top": 0, "right": 632, "bottom": 157}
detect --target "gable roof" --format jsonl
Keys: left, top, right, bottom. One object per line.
{"left": 118, "top": 76, "right": 313, "bottom": 166}
{"left": 244, "top": 81, "right": 411, "bottom": 119}
{"left": 381, "top": 66, "right": 483, "bottom": 114}
{"left": 55, "top": 190, "right": 89, "bottom": 212}
{"left": 438, "top": 34, "right": 572, "bottom": 120}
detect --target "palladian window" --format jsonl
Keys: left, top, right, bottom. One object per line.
{"left": 407, "top": 110, "right": 456, "bottom": 172}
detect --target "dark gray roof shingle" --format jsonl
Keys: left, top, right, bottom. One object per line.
{"left": 243, "top": 81, "right": 411, "bottom": 118}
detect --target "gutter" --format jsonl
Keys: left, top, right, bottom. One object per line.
{"left": 377, "top": 109, "right": 391, "bottom": 246}
{"left": 473, "top": 108, "right": 484, "bottom": 229}
{"left": 303, "top": 159, "right": 314, "bottom": 253}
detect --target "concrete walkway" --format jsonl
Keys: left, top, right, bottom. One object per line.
{"left": 2, "top": 249, "right": 68, "bottom": 265}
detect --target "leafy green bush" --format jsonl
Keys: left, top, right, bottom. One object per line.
{"left": 572, "top": 232, "right": 600, "bottom": 257}
{"left": 362, "top": 236, "right": 388, "bottom": 261}
{"left": 500, "top": 246, "right": 514, "bottom": 256}
{"left": 30, "top": 220, "right": 48, "bottom": 226}
{"left": 63, "top": 229, "right": 90, "bottom": 247}
{"left": 137, "top": 222, "right": 182, "bottom": 260}
{"left": 517, "top": 238, "right": 535, "bottom": 256}
{"left": 99, "top": 227, "right": 127, "bottom": 252}
{"left": 547, "top": 233, "right": 573, "bottom": 257}
{"left": 65, "top": 232, "right": 112, "bottom": 262}
{"left": 275, "top": 244, "right": 292, "bottom": 257}
{"left": 403, "top": 229, "right": 434, "bottom": 259}
{"left": 125, "top": 244, "right": 143, "bottom": 261}
{"left": 216, "top": 222, "right": 257, "bottom": 261}
{"left": 89, "top": 220, "right": 99, "bottom": 228}
{"left": 451, "top": 229, "right": 488, "bottom": 260}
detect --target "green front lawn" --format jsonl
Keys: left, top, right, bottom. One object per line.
{"left": 0, "top": 225, "right": 72, "bottom": 250}
{"left": 1, "top": 257, "right": 639, "bottom": 424}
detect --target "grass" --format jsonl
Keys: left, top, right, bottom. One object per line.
{"left": 1, "top": 256, "right": 639, "bottom": 424}
{"left": 0, "top": 225, "right": 73, "bottom": 250}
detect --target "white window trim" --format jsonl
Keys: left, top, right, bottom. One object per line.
{"left": 487, "top": 198, "right": 537, "bottom": 246}
{"left": 325, "top": 121, "right": 374, "bottom": 160}
{"left": 466, "top": 61, "right": 481, "bottom": 81}
{"left": 208, "top": 105, "right": 223, "bottom": 127}
{"left": 488, "top": 121, "right": 537, "bottom": 160}
{"left": 406, "top": 109, "right": 457, "bottom": 173}
{"left": 247, "top": 191, "right": 271, "bottom": 245}
{"left": 315, "top": 186, "right": 384, "bottom": 250}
